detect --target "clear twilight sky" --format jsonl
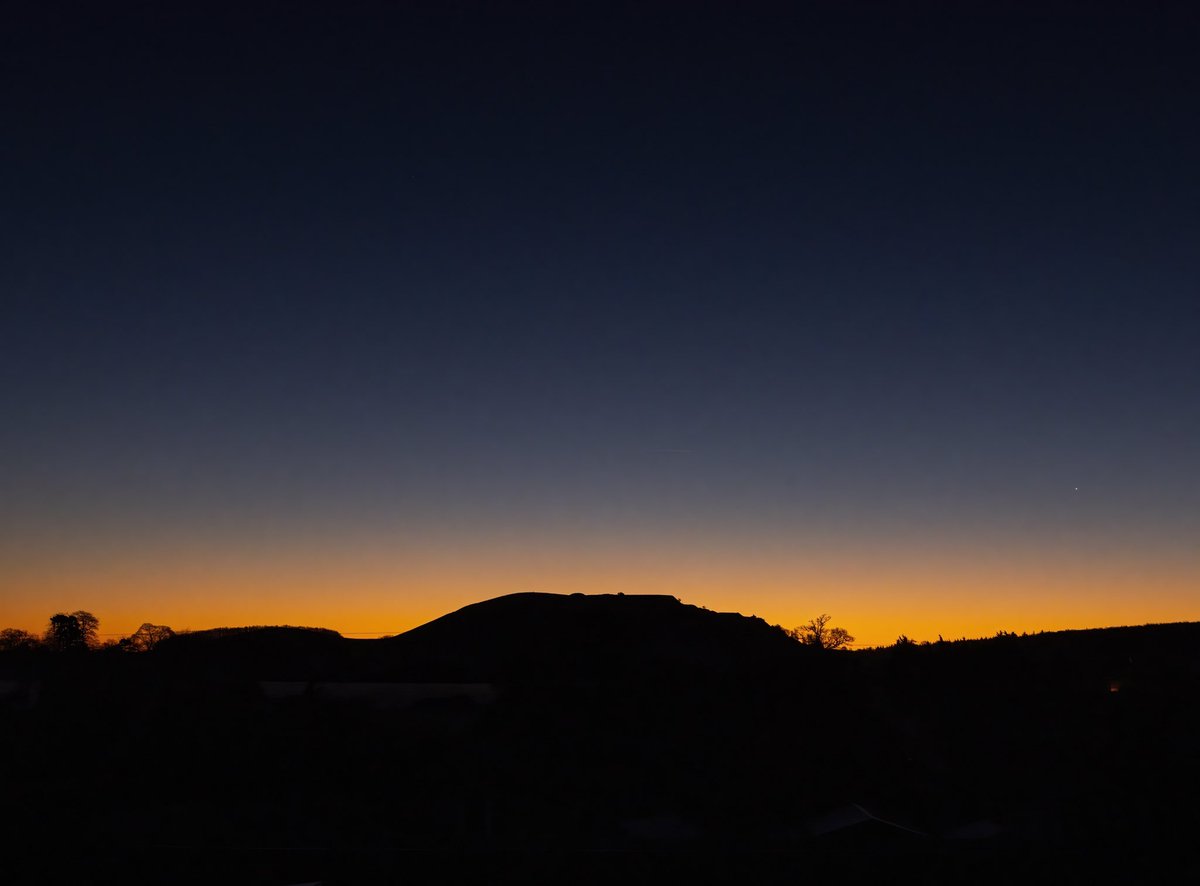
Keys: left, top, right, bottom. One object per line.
{"left": 2, "top": 2, "right": 1198, "bottom": 646}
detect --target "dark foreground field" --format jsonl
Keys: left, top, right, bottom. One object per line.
{"left": 4, "top": 594, "right": 1200, "bottom": 882}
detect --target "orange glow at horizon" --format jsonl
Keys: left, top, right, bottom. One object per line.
{"left": 3, "top": 530, "right": 1196, "bottom": 648}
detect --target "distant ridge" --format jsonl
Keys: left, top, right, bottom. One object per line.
{"left": 143, "top": 593, "right": 804, "bottom": 681}
{"left": 378, "top": 592, "right": 805, "bottom": 681}
{"left": 154, "top": 624, "right": 348, "bottom": 680}
{"left": 140, "top": 595, "right": 1200, "bottom": 684}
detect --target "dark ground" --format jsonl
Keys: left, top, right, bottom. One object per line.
{"left": 4, "top": 594, "right": 1199, "bottom": 883}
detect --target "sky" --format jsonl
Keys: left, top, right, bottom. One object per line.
{"left": 3, "top": 1, "right": 1198, "bottom": 646}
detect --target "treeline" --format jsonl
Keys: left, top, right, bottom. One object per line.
{"left": 0, "top": 611, "right": 174, "bottom": 654}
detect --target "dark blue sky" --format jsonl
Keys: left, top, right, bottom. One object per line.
{"left": 3, "top": 2, "right": 1198, "bottom": 640}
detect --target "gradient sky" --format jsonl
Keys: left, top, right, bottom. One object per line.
{"left": 3, "top": 2, "right": 1198, "bottom": 646}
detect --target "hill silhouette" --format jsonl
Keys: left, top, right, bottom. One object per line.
{"left": 138, "top": 593, "right": 806, "bottom": 681}
{"left": 153, "top": 624, "right": 349, "bottom": 680}
{"left": 135, "top": 596, "right": 1200, "bottom": 688}
{"left": 376, "top": 592, "right": 805, "bottom": 680}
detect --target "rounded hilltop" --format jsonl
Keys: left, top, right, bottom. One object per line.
{"left": 380, "top": 591, "right": 805, "bottom": 681}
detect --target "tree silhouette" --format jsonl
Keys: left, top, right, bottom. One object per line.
{"left": 71, "top": 610, "right": 99, "bottom": 648}
{"left": 45, "top": 614, "right": 85, "bottom": 651}
{"left": 789, "top": 614, "right": 854, "bottom": 650}
{"left": 44, "top": 611, "right": 99, "bottom": 652}
{"left": 123, "top": 623, "right": 175, "bottom": 652}
{"left": 0, "top": 628, "right": 41, "bottom": 652}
